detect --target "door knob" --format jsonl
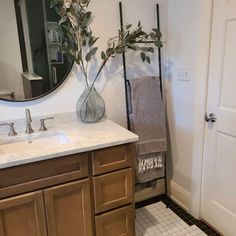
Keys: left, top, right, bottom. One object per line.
{"left": 205, "top": 113, "right": 217, "bottom": 123}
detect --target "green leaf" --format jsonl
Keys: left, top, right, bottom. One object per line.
{"left": 150, "top": 32, "right": 157, "bottom": 40}
{"left": 140, "top": 52, "right": 146, "bottom": 62}
{"left": 77, "top": 49, "right": 82, "bottom": 61}
{"left": 126, "top": 24, "right": 132, "bottom": 30}
{"left": 82, "top": 38, "right": 87, "bottom": 46}
{"left": 154, "top": 41, "right": 163, "bottom": 48}
{"left": 127, "top": 45, "right": 137, "bottom": 51}
{"left": 138, "top": 21, "right": 141, "bottom": 27}
{"left": 85, "top": 11, "right": 92, "bottom": 19}
{"left": 147, "top": 47, "right": 154, "bottom": 53}
{"left": 81, "top": 12, "right": 91, "bottom": 28}
{"left": 152, "top": 29, "right": 162, "bottom": 38}
{"left": 89, "top": 37, "right": 99, "bottom": 46}
{"left": 58, "top": 17, "right": 67, "bottom": 26}
{"left": 146, "top": 56, "right": 151, "bottom": 64}
{"left": 106, "top": 48, "right": 114, "bottom": 56}
{"left": 85, "top": 47, "right": 98, "bottom": 62}
{"left": 101, "top": 51, "right": 106, "bottom": 60}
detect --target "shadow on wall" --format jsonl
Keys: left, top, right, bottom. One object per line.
{"left": 166, "top": 118, "right": 192, "bottom": 194}
{"left": 164, "top": 57, "right": 193, "bottom": 192}
{"left": 85, "top": 55, "right": 123, "bottom": 94}
{"left": 126, "top": 49, "right": 160, "bottom": 79}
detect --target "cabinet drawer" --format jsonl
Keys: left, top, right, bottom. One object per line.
{"left": 95, "top": 205, "right": 134, "bottom": 236}
{"left": 91, "top": 144, "right": 133, "bottom": 175}
{"left": 93, "top": 168, "right": 133, "bottom": 213}
{"left": 0, "top": 153, "right": 89, "bottom": 199}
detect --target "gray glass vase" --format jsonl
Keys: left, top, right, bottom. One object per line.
{"left": 76, "top": 86, "right": 105, "bottom": 123}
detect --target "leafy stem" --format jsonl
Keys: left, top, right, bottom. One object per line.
{"left": 51, "top": 0, "right": 163, "bottom": 89}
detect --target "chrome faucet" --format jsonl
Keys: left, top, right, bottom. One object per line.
{"left": 0, "top": 123, "right": 17, "bottom": 136}
{"left": 25, "top": 108, "right": 34, "bottom": 134}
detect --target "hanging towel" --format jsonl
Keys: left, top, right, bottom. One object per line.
{"left": 127, "top": 76, "right": 167, "bottom": 183}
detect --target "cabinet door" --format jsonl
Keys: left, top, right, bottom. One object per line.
{"left": 44, "top": 179, "right": 93, "bottom": 236}
{"left": 0, "top": 191, "right": 47, "bottom": 236}
{"left": 95, "top": 205, "right": 134, "bottom": 236}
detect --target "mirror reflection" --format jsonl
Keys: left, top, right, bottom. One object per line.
{"left": 0, "top": 0, "right": 73, "bottom": 101}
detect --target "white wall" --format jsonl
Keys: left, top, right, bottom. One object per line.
{"left": 0, "top": 0, "right": 24, "bottom": 98}
{"left": 166, "top": 0, "right": 204, "bottom": 209}
{"left": 0, "top": 0, "right": 168, "bottom": 128}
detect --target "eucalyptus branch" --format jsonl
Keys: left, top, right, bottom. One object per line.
{"left": 51, "top": 0, "right": 163, "bottom": 88}
{"left": 92, "top": 58, "right": 109, "bottom": 88}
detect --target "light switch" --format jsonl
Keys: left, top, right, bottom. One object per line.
{"left": 174, "top": 67, "right": 191, "bottom": 81}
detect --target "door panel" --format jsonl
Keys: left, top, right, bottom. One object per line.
{"left": 0, "top": 191, "right": 47, "bottom": 236}
{"left": 220, "top": 20, "right": 236, "bottom": 109}
{"left": 44, "top": 179, "right": 93, "bottom": 236}
{"left": 93, "top": 168, "right": 133, "bottom": 214}
{"left": 201, "top": 0, "right": 236, "bottom": 235}
{"left": 95, "top": 205, "right": 134, "bottom": 236}
{"left": 213, "top": 133, "right": 236, "bottom": 214}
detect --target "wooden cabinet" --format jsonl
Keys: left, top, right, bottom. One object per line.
{"left": 92, "top": 144, "right": 135, "bottom": 236}
{"left": 91, "top": 144, "right": 133, "bottom": 175}
{"left": 0, "top": 191, "right": 47, "bottom": 236}
{"left": 95, "top": 205, "right": 134, "bottom": 236}
{"left": 0, "top": 153, "right": 89, "bottom": 199}
{"left": 93, "top": 168, "right": 133, "bottom": 214}
{"left": 0, "top": 144, "right": 135, "bottom": 236}
{"left": 44, "top": 179, "right": 93, "bottom": 236}
{"left": 0, "top": 181, "right": 93, "bottom": 236}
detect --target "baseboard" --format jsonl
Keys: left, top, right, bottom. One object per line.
{"left": 169, "top": 180, "right": 191, "bottom": 212}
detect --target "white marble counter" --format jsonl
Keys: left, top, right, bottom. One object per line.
{"left": 0, "top": 117, "right": 138, "bottom": 169}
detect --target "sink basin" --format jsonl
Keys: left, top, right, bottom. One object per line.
{"left": 0, "top": 130, "right": 71, "bottom": 154}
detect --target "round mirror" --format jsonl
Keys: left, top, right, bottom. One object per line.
{"left": 0, "top": 0, "right": 74, "bottom": 102}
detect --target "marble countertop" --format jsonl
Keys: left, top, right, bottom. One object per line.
{"left": 0, "top": 118, "right": 138, "bottom": 169}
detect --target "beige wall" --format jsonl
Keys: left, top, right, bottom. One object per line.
{"left": 165, "top": 0, "right": 204, "bottom": 209}
{"left": 0, "top": 0, "right": 168, "bottom": 127}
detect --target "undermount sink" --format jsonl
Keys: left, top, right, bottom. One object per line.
{"left": 0, "top": 130, "right": 71, "bottom": 154}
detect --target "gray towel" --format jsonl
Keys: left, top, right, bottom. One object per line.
{"left": 127, "top": 76, "right": 167, "bottom": 183}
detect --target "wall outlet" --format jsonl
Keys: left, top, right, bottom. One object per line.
{"left": 175, "top": 67, "right": 191, "bottom": 81}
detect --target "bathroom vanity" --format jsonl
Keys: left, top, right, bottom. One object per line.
{"left": 0, "top": 118, "right": 138, "bottom": 236}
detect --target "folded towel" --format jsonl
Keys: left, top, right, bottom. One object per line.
{"left": 136, "top": 152, "right": 165, "bottom": 183}
{"left": 127, "top": 76, "right": 167, "bottom": 183}
{"left": 138, "top": 152, "right": 163, "bottom": 174}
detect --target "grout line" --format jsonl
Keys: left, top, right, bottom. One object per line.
{"left": 135, "top": 196, "right": 220, "bottom": 236}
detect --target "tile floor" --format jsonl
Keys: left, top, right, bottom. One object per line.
{"left": 135, "top": 200, "right": 220, "bottom": 236}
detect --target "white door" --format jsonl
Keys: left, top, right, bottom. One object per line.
{"left": 201, "top": 0, "right": 236, "bottom": 235}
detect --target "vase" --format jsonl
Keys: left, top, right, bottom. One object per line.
{"left": 76, "top": 86, "right": 105, "bottom": 123}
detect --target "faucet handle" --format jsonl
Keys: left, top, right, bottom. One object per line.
{"left": 8, "top": 123, "right": 17, "bottom": 136}
{"left": 0, "top": 123, "right": 17, "bottom": 136}
{"left": 39, "top": 117, "right": 54, "bottom": 131}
